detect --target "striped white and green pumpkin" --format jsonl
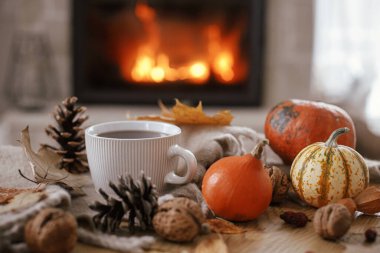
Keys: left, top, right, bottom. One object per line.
{"left": 290, "top": 128, "right": 369, "bottom": 208}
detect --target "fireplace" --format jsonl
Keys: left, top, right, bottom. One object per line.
{"left": 72, "top": 0, "right": 264, "bottom": 105}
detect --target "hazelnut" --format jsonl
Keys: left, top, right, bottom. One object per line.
{"left": 313, "top": 203, "right": 352, "bottom": 240}
{"left": 24, "top": 208, "right": 77, "bottom": 253}
{"left": 153, "top": 197, "right": 205, "bottom": 242}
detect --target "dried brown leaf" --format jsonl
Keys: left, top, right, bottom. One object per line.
{"left": 19, "top": 126, "right": 88, "bottom": 197}
{"left": 135, "top": 99, "right": 233, "bottom": 125}
{"left": 207, "top": 218, "right": 246, "bottom": 234}
{"left": 194, "top": 234, "right": 228, "bottom": 253}
{"left": 132, "top": 115, "right": 176, "bottom": 124}
{"left": 158, "top": 100, "right": 173, "bottom": 118}
{"left": 0, "top": 187, "right": 42, "bottom": 205}
{"left": 19, "top": 126, "right": 68, "bottom": 183}
{"left": 37, "top": 144, "right": 61, "bottom": 167}
{"left": 0, "top": 190, "right": 46, "bottom": 214}
{"left": 172, "top": 99, "right": 232, "bottom": 125}
{"left": 55, "top": 181, "right": 86, "bottom": 198}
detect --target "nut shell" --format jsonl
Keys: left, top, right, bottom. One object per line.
{"left": 159, "top": 197, "right": 205, "bottom": 223}
{"left": 153, "top": 197, "right": 205, "bottom": 242}
{"left": 354, "top": 186, "right": 380, "bottom": 214}
{"left": 24, "top": 208, "right": 77, "bottom": 253}
{"left": 313, "top": 203, "right": 352, "bottom": 240}
{"left": 336, "top": 198, "right": 357, "bottom": 217}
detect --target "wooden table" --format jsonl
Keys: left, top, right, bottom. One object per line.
{"left": 1, "top": 146, "right": 378, "bottom": 253}
{"left": 73, "top": 200, "right": 380, "bottom": 253}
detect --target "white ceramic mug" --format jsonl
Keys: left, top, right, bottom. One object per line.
{"left": 85, "top": 121, "right": 197, "bottom": 194}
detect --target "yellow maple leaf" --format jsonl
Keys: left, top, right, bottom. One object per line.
{"left": 135, "top": 99, "right": 233, "bottom": 125}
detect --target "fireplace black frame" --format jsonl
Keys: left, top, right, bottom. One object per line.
{"left": 72, "top": 0, "right": 265, "bottom": 106}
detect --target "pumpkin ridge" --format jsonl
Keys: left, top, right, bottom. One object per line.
{"left": 337, "top": 149, "right": 350, "bottom": 198}
{"left": 291, "top": 143, "right": 318, "bottom": 179}
{"left": 349, "top": 148, "right": 369, "bottom": 189}
{"left": 297, "top": 146, "right": 321, "bottom": 203}
{"left": 319, "top": 147, "right": 334, "bottom": 207}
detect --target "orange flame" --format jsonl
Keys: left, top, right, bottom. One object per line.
{"left": 118, "top": 3, "right": 246, "bottom": 85}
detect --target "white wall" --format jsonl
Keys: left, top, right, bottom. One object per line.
{"left": 0, "top": 0, "right": 315, "bottom": 111}
{"left": 0, "top": 0, "right": 71, "bottom": 113}
{"left": 264, "top": 0, "right": 314, "bottom": 107}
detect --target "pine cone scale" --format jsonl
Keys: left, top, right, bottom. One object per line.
{"left": 61, "top": 132, "right": 72, "bottom": 138}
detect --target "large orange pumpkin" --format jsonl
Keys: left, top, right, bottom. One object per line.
{"left": 264, "top": 99, "right": 356, "bottom": 165}
{"left": 202, "top": 140, "right": 272, "bottom": 222}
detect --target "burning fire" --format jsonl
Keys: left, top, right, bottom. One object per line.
{"left": 118, "top": 3, "right": 246, "bottom": 85}
{"left": 129, "top": 52, "right": 210, "bottom": 84}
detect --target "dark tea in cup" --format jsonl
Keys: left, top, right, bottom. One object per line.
{"left": 97, "top": 130, "right": 168, "bottom": 139}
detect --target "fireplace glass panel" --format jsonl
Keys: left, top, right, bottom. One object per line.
{"left": 73, "top": 0, "right": 264, "bottom": 105}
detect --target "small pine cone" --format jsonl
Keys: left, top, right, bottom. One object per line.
{"left": 110, "top": 174, "right": 158, "bottom": 232}
{"left": 90, "top": 173, "right": 158, "bottom": 233}
{"left": 89, "top": 188, "right": 125, "bottom": 233}
{"left": 266, "top": 165, "right": 290, "bottom": 203}
{"left": 43, "top": 96, "right": 89, "bottom": 174}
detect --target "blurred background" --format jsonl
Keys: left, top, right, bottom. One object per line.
{"left": 0, "top": 0, "right": 378, "bottom": 158}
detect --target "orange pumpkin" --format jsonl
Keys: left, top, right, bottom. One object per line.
{"left": 264, "top": 99, "right": 356, "bottom": 165}
{"left": 202, "top": 140, "right": 272, "bottom": 222}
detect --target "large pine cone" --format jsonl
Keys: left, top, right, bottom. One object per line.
{"left": 44, "top": 96, "right": 89, "bottom": 173}
{"left": 89, "top": 173, "right": 158, "bottom": 233}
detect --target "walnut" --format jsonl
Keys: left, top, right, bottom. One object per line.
{"left": 24, "top": 208, "right": 77, "bottom": 253}
{"left": 152, "top": 197, "right": 205, "bottom": 242}
{"left": 313, "top": 203, "right": 352, "bottom": 240}
{"left": 266, "top": 165, "right": 290, "bottom": 203}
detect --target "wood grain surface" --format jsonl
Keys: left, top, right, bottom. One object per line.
{"left": 73, "top": 200, "right": 380, "bottom": 253}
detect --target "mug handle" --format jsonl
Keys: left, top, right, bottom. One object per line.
{"left": 164, "top": 144, "right": 197, "bottom": 185}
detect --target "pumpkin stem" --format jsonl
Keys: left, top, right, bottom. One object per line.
{"left": 325, "top": 127, "right": 350, "bottom": 147}
{"left": 251, "top": 139, "right": 269, "bottom": 159}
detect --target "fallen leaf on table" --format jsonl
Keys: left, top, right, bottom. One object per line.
{"left": 207, "top": 218, "right": 246, "bottom": 234}
{"left": 19, "top": 126, "right": 66, "bottom": 182}
{"left": 18, "top": 126, "right": 87, "bottom": 197}
{"left": 194, "top": 234, "right": 228, "bottom": 253}
{"left": 0, "top": 190, "right": 46, "bottom": 214}
{"left": 0, "top": 186, "right": 43, "bottom": 205}
{"left": 158, "top": 99, "right": 173, "bottom": 118}
{"left": 37, "top": 146, "right": 87, "bottom": 197}
{"left": 134, "top": 99, "right": 233, "bottom": 125}
{"left": 0, "top": 188, "right": 28, "bottom": 204}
